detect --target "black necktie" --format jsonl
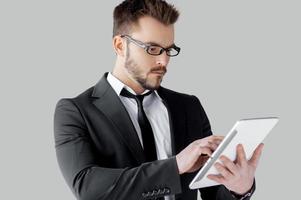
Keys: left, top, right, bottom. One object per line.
{"left": 120, "top": 88, "right": 158, "bottom": 162}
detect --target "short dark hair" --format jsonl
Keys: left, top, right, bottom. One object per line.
{"left": 113, "top": 0, "right": 179, "bottom": 37}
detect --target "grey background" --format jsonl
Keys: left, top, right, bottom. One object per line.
{"left": 1, "top": 0, "right": 300, "bottom": 199}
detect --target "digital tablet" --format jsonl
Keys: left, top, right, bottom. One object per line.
{"left": 189, "top": 117, "right": 279, "bottom": 189}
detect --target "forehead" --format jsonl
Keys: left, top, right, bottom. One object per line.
{"left": 131, "top": 16, "right": 175, "bottom": 47}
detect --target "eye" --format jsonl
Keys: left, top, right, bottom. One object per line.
{"left": 166, "top": 47, "right": 180, "bottom": 56}
{"left": 147, "top": 46, "right": 161, "bottom": 54}
{"left": 167, "top": 48, "right": 173, "bottom": 53}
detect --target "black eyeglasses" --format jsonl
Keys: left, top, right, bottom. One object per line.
{"left": 120, "top": 35, "right": 181, "bottom": 57}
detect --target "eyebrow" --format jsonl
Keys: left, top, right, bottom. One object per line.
{"left": 146, "top": 41, "right": 176, "bottom": 49}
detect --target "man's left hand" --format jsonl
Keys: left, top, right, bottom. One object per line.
{"left": 207, "top": 143, "right": 264, "bottom": 194}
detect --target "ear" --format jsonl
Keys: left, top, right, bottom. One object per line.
{"left": 112, "top": 35, "right": 126, "bottom": 57}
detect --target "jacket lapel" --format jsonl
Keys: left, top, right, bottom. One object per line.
{"left": 91, "top": 73, "right": 146, "bottom": 163}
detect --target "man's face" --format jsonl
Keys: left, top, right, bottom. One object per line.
{"left": 124, "top": 16, "right": 175, "bottom": 90}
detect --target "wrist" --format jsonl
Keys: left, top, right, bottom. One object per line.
{"left": 175, "top": 155, "right": 184, "bottom": 175}
{"left": 230, "top": 180, "right": 256, "bottom": 200}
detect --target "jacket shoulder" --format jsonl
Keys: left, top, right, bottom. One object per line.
{"left": 158, "top": 86, "right": 199, "bottom": 102}
{"left": 159, "top": 86, "right": 192, "bottom": 97}
{"left": 55, "top": 86, "right": 95, "bottom": 108}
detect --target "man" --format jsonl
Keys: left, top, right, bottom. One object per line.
{"left": 54, "top": 0, "right": 263, "bottom": 199}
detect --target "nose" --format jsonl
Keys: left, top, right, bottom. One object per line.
{"left": 156, "top": 52, "right": 170, "bottom": 67}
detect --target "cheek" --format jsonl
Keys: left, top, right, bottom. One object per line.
{"left": 136, "top": 53, "right": 156, "bottom": 70}
{"left": 167, "top": 57, "right": 171, "bottom": 64}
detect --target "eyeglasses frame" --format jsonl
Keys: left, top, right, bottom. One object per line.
{"left": 120, "top": 34, "right": 181, "bottom": 57}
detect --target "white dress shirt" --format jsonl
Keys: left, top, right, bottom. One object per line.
{"left": 107, "top": 72, "right": 175, "bottom": 200}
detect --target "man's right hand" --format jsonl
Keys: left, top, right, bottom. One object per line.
{"left": 176, "top": 135, "right": 224, "bottom": 174}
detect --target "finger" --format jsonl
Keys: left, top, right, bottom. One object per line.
{"left": 197, "top": 135, "right": 224, "bottom": 146}
{"left": 208, "top": 136, "right": 224, "bottom": 148}
{"left": 214, "top": 162, "right": 233, "bottom": 180}
{"left": 211, "top": 135, "right": 224, "bottom": 143}
{"left": 236, "top": 144, "right": 247, "bottom": 166}
{"left": 195, "top": 155, "right": 210, "bottom": 166}
{"left": 213, "top": 135, "right": 225, "bottom": 139}
{"left": 208, "top": 141, "right": 218, "bottom": 151}
{"left": 195, "top": 138, "right": 211, "bottom": 147}
{"left": 198, "top": 147, "right": 213, "bottom": 157}
{"left": 249, "top": 143, "right": 264, "bottom": 168}
{"left": 207, "top": 174, "right": 225, "bottom": 184}
{"left": 214, "top": 139, "right": 223, "bottom": 146}
{"left": 205, "top": 135, "right": 224, "bottom": 142}
{"left": 219, "top": 155, "right": 238, "bottom": 175}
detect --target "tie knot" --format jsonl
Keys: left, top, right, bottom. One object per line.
{"left": 120, "top": 88, "right": 152, "bottom": 103}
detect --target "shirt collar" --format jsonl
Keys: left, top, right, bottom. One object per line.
{"left": 107, "top": 72, "right": 162, "bottom": 100}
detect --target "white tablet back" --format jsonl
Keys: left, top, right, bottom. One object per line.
{"left": 189, "top": 117, "right": 279, "bottom": 189}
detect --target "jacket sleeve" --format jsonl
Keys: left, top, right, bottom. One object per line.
{"left": 191, "top": 96, "right": 255, "bottom": 200}
{"left": 53, "top": 99, "right": 182, "bottom": 200}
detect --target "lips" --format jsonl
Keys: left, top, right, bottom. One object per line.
{"left": 152, "top": 71, "right": 165, "bottom": 75}
{"left": 151, "top": 71, "right": 166, "bottom": 77}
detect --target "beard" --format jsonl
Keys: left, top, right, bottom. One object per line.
{"left": 124, "top": 49, "right": 167, "bottom": 91}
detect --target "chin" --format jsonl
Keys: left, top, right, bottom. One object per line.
{"left": 145, "top": 80, "right": 162, "bottom": 90}
{"left": 138, "top": 75, "right": 163, "bottom": 90}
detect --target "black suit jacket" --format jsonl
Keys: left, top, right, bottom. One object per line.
{"left": 54, "top": 73, "right": 251, "bottom": 200}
